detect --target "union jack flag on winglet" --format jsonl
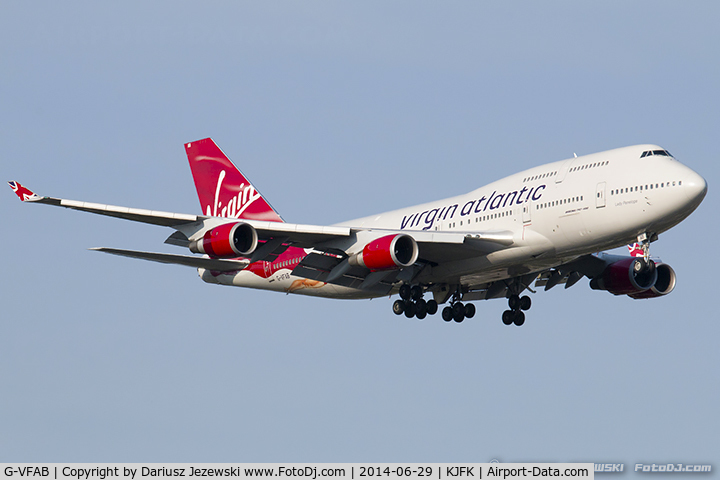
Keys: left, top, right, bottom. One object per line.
{"left": 628, "top": 243, "right": 645, "bottom": 257}
{"left": 8, "top": 181, "right": 41, "bottom": 202}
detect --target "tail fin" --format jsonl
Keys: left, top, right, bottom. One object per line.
{"left": 185, "top": 138, "right": 284, "bottom": 222}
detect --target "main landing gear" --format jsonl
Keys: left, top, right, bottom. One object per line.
{"left": 392, "top": 285, "right": 477, "bottom": 323}
{"left": 440, "top": 287, "right": 475, "bottom": 323}
{"left": 440, "top": 301, "right": 476, "bottom": 323}
{"left": 393, "top": 284, "right": 438, "bottom": 320}
{"left": 501, "top": 294, "right": 531, "bottom": 326}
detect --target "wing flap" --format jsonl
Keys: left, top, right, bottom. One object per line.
{"left": 292, "top": 252, "right": 395, "bottom": 294}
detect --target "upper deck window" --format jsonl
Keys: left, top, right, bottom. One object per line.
{"left": 641, "top": 149, "right": 674, "bottom": 158}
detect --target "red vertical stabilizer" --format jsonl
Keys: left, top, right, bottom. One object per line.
{"left": 185, "top": 138, "right": 283, "bottom": 222}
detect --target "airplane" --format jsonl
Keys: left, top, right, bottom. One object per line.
{"left": 8, "top": 138, "right": 707, "bottom": 326}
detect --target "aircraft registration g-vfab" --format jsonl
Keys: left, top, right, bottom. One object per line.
{"left": 9, "top": 138, "right": 707, "bottom": 326}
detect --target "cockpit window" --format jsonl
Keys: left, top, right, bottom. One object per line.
{"left": 641, "top": 150, "right": 674, "bottom": 158}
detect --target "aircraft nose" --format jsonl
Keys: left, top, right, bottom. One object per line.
{"left": 683, "top": 168, "right": 707, "bottom": 206}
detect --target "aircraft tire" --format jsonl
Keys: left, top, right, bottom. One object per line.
{"left": 502, "top": 310, "right": 514, "bottom": 325}
{"left": 442, "top": 306, "right": 453, "bottom": 322}
{"left": 426, "top": 299, "right": 438, "bottom": 315}
{"left": 399, "top": 284, "right": 412, "bottom": 300}
{"left": 415, "top": 300, "right": 427, "bottom": 319}
{"left": 392, "top": 299, "right": 405, "bottom": 315}
{"left": 452, "top": 303, "right": 465, "bottom": 322}
{"left": 520, "top": 295, "right": 532, "bottom": 311}
{"left": 508, "top": 294, "right": 520, "bottom": 310}
{"left": 464, "top": 303, "right": 476, "bottom": 318}
{"left": 513, "top": 310, "right": 526, "bottom": 326}
{"left": 411, "top": 285, "right": 423, "bottom": 301}
{"left": 404, "top": 301, "right": 416, "bottom": 318}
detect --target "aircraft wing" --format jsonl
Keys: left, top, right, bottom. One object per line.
{"left": 9, "top": 181, "right": 514, "bottom": 268}
{"left": 9, "top": 181, "right": 199, "bottom": 227}
{"left": 8, "top": 181, "right": 350, "bottom": 245}
{"left": 91, "top": 247, "right": 249, "bottom": 272}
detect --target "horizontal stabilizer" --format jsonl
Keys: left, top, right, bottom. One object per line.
{"left": 90, "top": 247, "right": 249, "bottom": 272}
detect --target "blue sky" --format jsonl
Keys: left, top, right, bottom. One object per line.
{"left": 2, "top": 1, "right": 718, "bottom": 472}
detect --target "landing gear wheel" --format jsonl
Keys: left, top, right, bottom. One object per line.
{"left": 442, "top": 306, "right": 453, "bottom": 322}
{"left": 415, "top": 300, "right": 427, "bottom": 319}
{"left": 464, "top": 303, "right": 476, "bottom": 319}
{"left": 404, "top": 301, "right": 416, "bottom": 318}
{"left": 411, "top": 285, "right": 424, "bottom": 301}
{"left": 519, "top": 295, "right": 532, "bottom": 311}
{"left": 399, "top": 284, "right": 412, "bottom": 300}
{"left": 634, "top": 258, "right": 646, "bottom": 273}
{"left": 508, "top": 294, "right": 520, "bottom": 310}
{"left": 513, "top": 310, "right": 526, "bottom": 326}
{"left": 452, "top": 302, "right": 465, "bottom": 322}
{"left": 502, "top": 310, "right": 514, "bottom": 325}
{"left": 392, "top": 299, "right": 405, "bottom": 315}
{"left": 426, "top": 299, "right": 438, "bottom": 315}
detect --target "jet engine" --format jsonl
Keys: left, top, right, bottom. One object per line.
{"left": 627, "top": 263, "right": 677, "bottom": 299}
{"left": 189, "top": 222, "right": 258, "bottom": 258}
{"left": 589, "top": 257, "right": 658, "bottom": 295}
{"left": 349, "top": 234, "right": 419, "bottom": 270}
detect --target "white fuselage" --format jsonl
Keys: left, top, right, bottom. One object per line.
{"left": 200, "top": 145, "right": 707, "bottom": 298}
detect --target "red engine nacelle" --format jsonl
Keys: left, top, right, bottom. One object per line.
{"left": 589, "top": 257, "right": 658, "bottom": 295}
{"left": 349, "top": 234, "right": 419, "bottom": 270}
{"left": 189, "top": 222, "right": 258, "bottom": 258}
{"left": 628, "top": 263, "right": 676, "bottom": 299}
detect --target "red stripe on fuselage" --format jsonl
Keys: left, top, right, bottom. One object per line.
{"left": 245, "top": 246, "right": 308, "bottom": 279}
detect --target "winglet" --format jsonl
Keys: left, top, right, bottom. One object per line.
{"left": 8, "top": 181, "right": 41, "bottom": 202}
{"left": 628, "top": 243, "right": 644, "bottom": 257}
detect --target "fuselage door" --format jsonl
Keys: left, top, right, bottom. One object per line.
{"left": 555, "top": 158, "right": 575, "bottom": 183}
{"left": 522, "top": 200, "right": 532, "bottom": 223}
{"left": 596, "top": 182, "right": 606, "bottom": 208}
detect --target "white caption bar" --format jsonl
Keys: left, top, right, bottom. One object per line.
{"left": 0, "top": 464, "right": 593, "bottom": 480}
